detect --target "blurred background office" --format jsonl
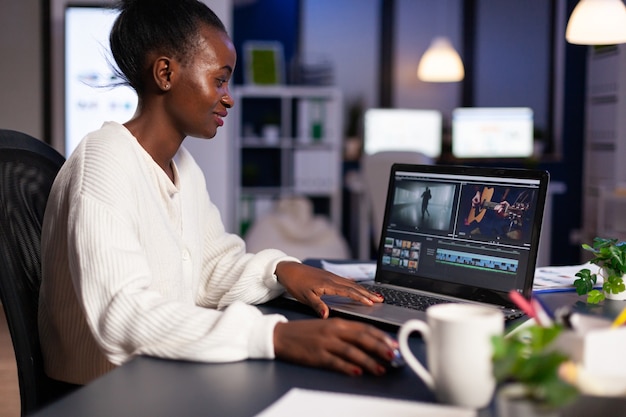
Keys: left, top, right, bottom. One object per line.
{"left": 2, "top": 0, "right": 616, "bottom": 267}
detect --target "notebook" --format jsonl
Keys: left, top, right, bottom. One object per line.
{"left": 317, "top": 163, "right": 550, "bottom": 327}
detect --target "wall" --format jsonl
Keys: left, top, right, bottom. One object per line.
{"left": 232, "top": 0, "right": 299, "bottom": 86}
{"left": 301, "top": 0, "right": 381, "bottom": 122}
{"left": 472, "top": 0, "right": 554, "bottom": 143}
{"left": 394, "top": 0, "right": 463, "bottom": 118}
{"left": 215, "top": 0, "right": 467, "bottom": 121}
{"left": 0, "top": 0, "right": 43, "bottom": 138}
{"left": 301, "top": 0, "right": 463, "bottom": 126}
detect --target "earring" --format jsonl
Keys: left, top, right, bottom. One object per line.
{"left": 165, "top": 83, "right": 170, "bottom": 90}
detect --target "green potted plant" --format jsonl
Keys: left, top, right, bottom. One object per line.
{"left": 491, "top": 324, "right": 579, "bottom": 415}
{"left": 574, "top": 237, "right": 626, "bottom": 303}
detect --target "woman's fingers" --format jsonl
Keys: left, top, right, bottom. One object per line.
{"left": 298, "top": 282, "right": 379, "bottom": 318}
{"left": 273, "top": 319, "right": 396, "bottom": 376}
{"left": 274, "top": 262, "right": 383, "bottom": 319}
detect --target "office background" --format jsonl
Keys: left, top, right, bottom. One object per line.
{"left": 0, "top": 0, "right": 586, "bottom": 266}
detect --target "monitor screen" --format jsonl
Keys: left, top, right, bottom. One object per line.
{"left": 65, "top": 6, "right": 137, "bottom": 156}
{"left": 451, "top": 107, "right": 534, "bottom": 159}
{"left": 363, "top": 108, "right": 442, "bottom": 158}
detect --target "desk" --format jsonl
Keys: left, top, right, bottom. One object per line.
{"left": 32, "top": 293, "right": 626, "bottom": 417}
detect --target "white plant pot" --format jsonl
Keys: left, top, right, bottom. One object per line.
{"left": 599, "top": 269, "right": 626, "bottom": 301}
{"left": 605, "top": 289, "right": 626, "bottom": 301}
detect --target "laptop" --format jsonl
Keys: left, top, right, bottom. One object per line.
{"left": 314, "top": 163, "right": 550, "bottom": 327}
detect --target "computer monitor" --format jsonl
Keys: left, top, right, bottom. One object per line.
{"left": 363, "top": 108, "right": 443, "bottom": 159}
{"left": 65, "top": 5, "right": 137, "bottom": 156}
{"left": 451, "top": 107, "right": 534, "bottom": 159}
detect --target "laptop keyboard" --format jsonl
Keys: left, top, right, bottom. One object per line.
{"left": 362, "top": 284, "right": 524, "bottom": 321}
{"left": 363, "top": 284, "right": 456, "bottom": 311}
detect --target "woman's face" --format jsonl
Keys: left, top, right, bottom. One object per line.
{"left": 166, "top": 26, "right": 236, "bottom": 140}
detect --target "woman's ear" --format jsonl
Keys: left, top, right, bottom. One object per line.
{"left": 153, "top": 57, "right": 173, "bottom": 91}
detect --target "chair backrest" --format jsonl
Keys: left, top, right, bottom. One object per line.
{"left": 0, "top": 130, "right": 66, "bottom": 415}
{"left": 361, "top": 150, "right": 434, "bottom": 250}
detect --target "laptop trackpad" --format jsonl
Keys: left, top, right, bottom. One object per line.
{"left": 321, "top": 295, "right": 427, "bottom": 327}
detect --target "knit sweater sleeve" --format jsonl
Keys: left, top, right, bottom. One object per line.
{"left": 64, "top": 124, "right": 295, "bottom": 367}
{"left": 70, "top": 194, "right": 287, "bottom": 365}
{"left": 174, "top": 146, "right": 302, "bottom": 309}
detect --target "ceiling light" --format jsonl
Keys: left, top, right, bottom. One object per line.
{"left": 417, "top": 37, "right": 464, "bottom": 82}
{"left": 566, "top": 0, "right": 626, "bottom": 45}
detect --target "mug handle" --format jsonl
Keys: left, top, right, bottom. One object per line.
{"left": 397, "top": 319, "right": 435, "bottom": 390}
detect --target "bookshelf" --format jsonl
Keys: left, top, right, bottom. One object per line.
{"left": 231, "top": 85, "right": 343, "bottom": 237}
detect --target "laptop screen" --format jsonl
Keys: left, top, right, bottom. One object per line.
{"left": 376, "top": 164, "right": 549, "bottom": 307}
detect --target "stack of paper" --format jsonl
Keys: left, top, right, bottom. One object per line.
{"left": 533, "top": 262, "right": 602, "bottom": 293}
{"left": 321, "top": 260, "right": 376, "bottom": 281}
{"left": 321, "top": 259, "right": 604, "bottom": 293}
{"left": 255, "top": 388, "right": 476, "bottom": 417}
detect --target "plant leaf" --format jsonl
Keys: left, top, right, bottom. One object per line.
{"left": 491, "top": 324, "right": 578, "bottom": 408}
{"left": 574, "top": 269, "right": 596, "bottom": 295}
{"left": 587, "top": 289, "right": 605, "bottom": 304}
{"left": 604, "top": 275, "right": 625, "bottom": 295}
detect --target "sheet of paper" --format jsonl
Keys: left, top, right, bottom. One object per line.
{"left": 321, "top": 260, "right": 376, "bottom": 281}
{"left": 254, "top": 388, "right": 476, "bottom": 417}
{"left": 533, "top": 262, "right": 602, "bottom": 292}
{"left": 322, "top": 259, "right": 603, "bottom": 292}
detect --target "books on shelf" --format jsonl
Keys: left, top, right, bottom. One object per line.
{"left": 297, "top": 98, "right": 328, "bottom": 144}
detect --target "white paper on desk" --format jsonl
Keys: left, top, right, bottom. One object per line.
{"left": 533, "top": 262, "right": 602, "bottom": 291}
{"left": 254, "top": 388, "right": 476, "bottom": 417}
{"left": 321, "top": 260, "right": 376, "bottom": 281}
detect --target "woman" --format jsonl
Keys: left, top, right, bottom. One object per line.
{"left": 39, "top": 0, "right": 396, "bottom": 386}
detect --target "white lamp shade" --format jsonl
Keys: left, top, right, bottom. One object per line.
{"left": 417, "top": 37, "right": 465, "bottom": 82}
{"left": 566, "top": 0, "right": 626, "bottom": 45}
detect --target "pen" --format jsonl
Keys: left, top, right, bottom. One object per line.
{"left": 531, "top": 297, "right": 554, "bottom": 327}
{"left": 508, "top": 290, "right": 538, "bottom": 323}
{"left": 611, "top": 306, "right": 626, "bottom": 328}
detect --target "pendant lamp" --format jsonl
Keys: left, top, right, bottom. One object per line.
{"left": 566, "top": 0, "right": 626, "bottom": 45}
{"left": 417, "top": 37, "right": 464, "bottom": 82}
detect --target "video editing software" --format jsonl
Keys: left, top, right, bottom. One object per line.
{"left": 379, "top": 169, "right": 542, "bottom": 294}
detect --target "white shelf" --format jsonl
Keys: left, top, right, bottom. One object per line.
{"left": 231, "top": 86, "right": 343, "bottom": 237}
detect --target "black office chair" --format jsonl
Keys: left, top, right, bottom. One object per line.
{"left": 0, "top": 129, "right": 72, "bottom": 416}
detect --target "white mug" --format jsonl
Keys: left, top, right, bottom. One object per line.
{"left": 397, "top": 303, "right": 504, "bottom": 409}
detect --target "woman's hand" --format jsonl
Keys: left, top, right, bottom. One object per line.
{"left": 274, "top": 261, "right": 383, "bottom": 318}
{"left": 273, "top": 318, "right": 397, "bottom": 376}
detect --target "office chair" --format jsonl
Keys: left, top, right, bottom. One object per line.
{"left": 0, "top": 129, "right": 70, "bottom": 416}
{"left": 360, "top": 150, "right": 433, "bottom": 258}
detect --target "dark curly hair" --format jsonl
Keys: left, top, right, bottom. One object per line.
{"left": 109, "top": 0, "right": 227, "bottom": 94}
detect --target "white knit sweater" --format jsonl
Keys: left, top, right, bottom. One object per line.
{"left": 39, "top": 122, "right": 298, "bottom": 384}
